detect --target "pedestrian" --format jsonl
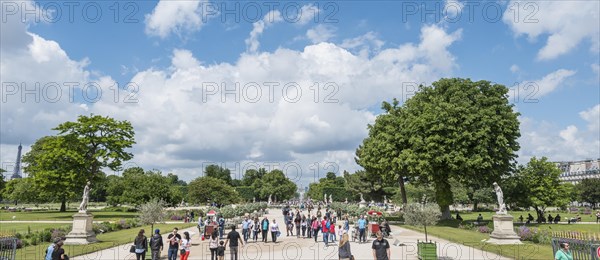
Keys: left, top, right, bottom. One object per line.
{"left": 596, "top": 210, "right": 600, "bottom": 224}
{"left": 197, "top": 216, "right": 205, "bottom": 239}
{"left": 337, "top": 225, "right": 344, "bottom": 240}
{"left": 208, "top": 230, "right": 219, "bottom": 260}
{"left": 329, "top": 222, "right": 336, "bottom": 242}
{"left": 554, "top": 242, "right": 573, "bottom": 260}
{"left": 321, "top": 216, "right": 330, "bottom": 247}
{"left": 179, "top": 231, "right": 191, "bottom": 260}
{"left": 301, "top": 215, "right": 307, "bottom": 237}
{"left": 133, "top": 229, "right": 148, "bottom": 260}
{"left": 149, "top": 229, "right": 163, "bottom": 260}
{"left": 344, "top": 216, "right": 350, "bottom": 233}
{"left": 295, "top": 214, "right": 301, "bottom": 237}
{"left": 307, "top": 216, "right": 313, "bottom": 239}
{"left": 338, "top": 233, "right": 352, "bottom": 260}
{"left": 190, "top": 211, "right": 195, "bottom": 222}
{"left": 217, "top": 241, "right": 225, "bottom": 260}
{"left": 167, "top": 228, "right": 182, "bottom": 260}
{"left": 261, "top": 216, "right": 270, "bottom": 243}
{"left": 371, "top": 231, "right": 390, "bottom": 260}
{"left": 51, "top": 241, "right": 66, "bottom": 260}
{"left": 271, "top": 219, "right": 280, "bottom": 242}
{"left": 358, "top": 215, "right": 367, "bottom": 243}
{"left": 253, "top": 217, "right": 260, "bottom": 242}
{"left": 45, "top": 238, "right": 61, "bottom": 260}
{"left": 312, "top": 216, "right": 320, "bottom": 242}
{"left": 225, "top": 225, "right": 244, "bottom": 260}
{"left": 242, "top": 216, "right": 251, "bottom": 243}
{"left": 218, "top": 216, "right": 225, "bottom": 239}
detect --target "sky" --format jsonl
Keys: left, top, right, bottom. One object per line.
{"left": 1, "top": 0, "right": 599, "bottom": 187}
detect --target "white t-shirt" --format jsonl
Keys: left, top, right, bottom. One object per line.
{"left": 271, "top": 223, "right": 279, "bottom": 232}
{"left": 181, "top": 238, "right": 191, "bottom": 251}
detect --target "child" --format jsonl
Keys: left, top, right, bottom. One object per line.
{"left": 337, "top": 225, "right": 344, "bottom": 240}
{"left": 329, "top": 223, "right": 336, "bottom": 242}
{"left": 217, "top": 240, "right": 225, "bottom": 260}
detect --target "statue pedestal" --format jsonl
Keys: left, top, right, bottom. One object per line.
{"left": 358, "top": 201, "right": 367, "bottom": 208}
{"left": 487, "top": 214, "right": 522, "bottom": 245}
{"left": 64, "top": 212, "right": 98, "bottom": 245}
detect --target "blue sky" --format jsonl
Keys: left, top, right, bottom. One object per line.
{"left": 1, "top": 0, "right": 599, "bottom": 185}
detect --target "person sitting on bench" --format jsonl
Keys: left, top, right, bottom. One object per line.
{"left": 548, "top": 214, "right": 554, "bottom": 224}
{"left": 554, "top": 214, "right": 561, "bottom": 224}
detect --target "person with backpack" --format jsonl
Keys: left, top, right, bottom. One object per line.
{"left": 133, "top": 229, "right": 148, "bottom": 260}
{"left": 149, "top": 229, "right": 163, "bottom": 260}
{"left": 321, "top": 216, "right": 330, "bottom": 247}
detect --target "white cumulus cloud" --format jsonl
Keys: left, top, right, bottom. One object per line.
{"left": 145, "top": 0, "right": 207, "bottom": 38}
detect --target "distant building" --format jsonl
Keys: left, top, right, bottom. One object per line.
{"left": 555, "top": 159, "right": 600, "bottom": 184}
{"left": 10, "top": 143, "right": 23, "bottom": 180}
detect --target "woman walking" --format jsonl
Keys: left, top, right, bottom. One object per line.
{"left": 312, "top": 216, "right": 320, "bottom": 242}
{"left": 301, "top": 215, "right": 307, "bottom": 237}
{"left": 253, "top": 217, "right": 260, "bottom": 242}
{"left": 133, "top": 229, "right": 148, "bottom": 260}
{"left": 271, "top": 219, "right": 280, "bottom": 243}
{"left": 338, "top": 233, "right": 352, "bottom": 260}
{"left": 180, "top": 231, "right": 191, "bottom": 260}
{"left": 51, "top": 241, "right": 66, "bottom": 260}
{"left": 209, "top": 230, "right": 219, "bottom": 260}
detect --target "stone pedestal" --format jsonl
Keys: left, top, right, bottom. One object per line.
{"left": 64, "top": 212, "right": 98, "bottom": 245}
{"left": 487, "top": 214, "right": 522, "bottom": 245}
{"left": 358, "top": 201, "right": 367, "bottom": 208}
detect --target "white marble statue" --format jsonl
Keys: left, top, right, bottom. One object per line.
{"left": 78, "top": 181, "right": 91, "bottom": 213}
{"left": 360, "top": 193, "right": 365, "bottom": 203}
{"left": 329, "top": 194, "right": 333, "bottom": 203}
{"left": 384, "top": 195, "right": 387, "bottom": 204}
{"left": 268, "top": 194, "right": 272, "bottom": 204}
{"left": 324, "top": 193, "right": 327, "bottom": 203}
{"left": 493, "top": 182, "right": 507, "bottom": 214}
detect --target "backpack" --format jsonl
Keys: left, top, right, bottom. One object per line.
{"left": 326, "top": 221, "right": 331, "bottom": 229}
{"left": 150, "top": 235, "right": 161, "bottom": 249}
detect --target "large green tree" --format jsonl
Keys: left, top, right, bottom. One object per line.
{"left": 106, "top": 167, "right": 179, "bottom": 206}
{"left": 2, "top": 178, "right": 40, "bottom": 205}
{"left": 22, "top": 135, "right": 90, "bottom": 211}
{"left": 187, "top": 176, "right": 240, "bottom": 205}
{"left": 504, "top": 157, "right": 569, "bottom": 219}
{"left": 0, "top": 169, "right": 6, "bottom": 199}
{"left": 23, "top": 115, "right": 135, "bottom": 211}
{"left": 397, "top": 78, "right": 520, "bottom": 219}
{"left": 576, "top": 178, "right": 600, "bottom": 207}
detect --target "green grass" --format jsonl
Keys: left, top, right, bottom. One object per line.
{"left": 458, "top": 211, "right": 598, "bottom": 223}
{"left": 0, "top": 210, "right": 138, "bottom": 221}
{"left": 403, "top": 224, "right": 554, "bottom": 259}
{"left": 15, "top": 223, "right": 195, "bottom": 260}
{"left": 0, "top": 223, "right": 71, "bottom": 234}
{"left": 402, "top": 218, "right": 599, "bottom": 260}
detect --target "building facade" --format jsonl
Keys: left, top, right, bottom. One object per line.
{"left": 555, "top": 159, "right": 600, "bottom": 184}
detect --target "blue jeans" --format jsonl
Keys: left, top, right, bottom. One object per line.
{"left": 167, "top": 248, "right": 178, "bottom": 260}
{"left": 323, "top": 231, "right": 328, "bottom": 245}
{"left": 359, "top": 228, "right": 366, "bottom": 242}
{"left": 219, "top": 226, "right": 224, "bottom": 239}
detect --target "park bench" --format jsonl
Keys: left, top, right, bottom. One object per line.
{"left": 582, "top": 208, "right": 592, "bottom": 215}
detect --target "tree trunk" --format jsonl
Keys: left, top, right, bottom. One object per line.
{"left": 472, "top": 201, "right": 479, "bottom": 212}
{"left": 60, "top": 198, "right": 67, "bottom": 212}
{"left": 424, "top": 224, "right": 428, "bottom": 242}
{"left": 398, "top": 177, "right": 408, "bottom": 205}
{"left": 435, "top": 179, "right": 453, "bottom": 220}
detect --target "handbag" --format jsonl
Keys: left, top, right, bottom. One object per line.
{"left": 350, "top": 255, "right": 355, "bottom": 260}
{"left": 129, "top": 245, "right": 135, "bottom": 253}
{"left": 180, "top": 249, "right": 186, "bottom": 255}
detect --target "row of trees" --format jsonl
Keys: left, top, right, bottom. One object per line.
{"left": 0, "top": 115, "right": 299, "bottom": 211}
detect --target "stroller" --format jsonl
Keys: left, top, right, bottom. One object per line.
{"left": 350, "top": 225, "right": 359, "bottom": 242}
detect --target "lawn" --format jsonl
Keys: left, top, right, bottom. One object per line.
{"left": 402, "top": 224, "right": 554, "bottom": 259}
{"left": 0, "top": 210, "right": 138, "bottom": 221}
{"left": 0, "top": 223, "right": 71, "bottom": 234}
{"left": 458, "top": 211, "right": 598, "bottom": 223}
{"left": 402, "top": 218, "right": 599, "bottom": 260}
{"left": 15, "top": 223, "right": 195, "bottom": 260}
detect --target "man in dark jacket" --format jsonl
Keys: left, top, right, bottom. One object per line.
{"left": 261, "top": 216, "right": 270, "bottom": 243}
{"left": 149, "top": 229, "right": 163, "bottom": 260}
